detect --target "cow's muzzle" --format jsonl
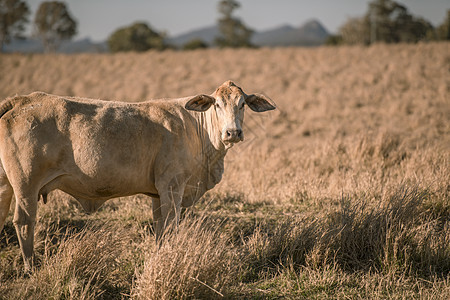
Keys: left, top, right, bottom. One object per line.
{"left": 222, "top": 128, "right": 244, "bottom": 144}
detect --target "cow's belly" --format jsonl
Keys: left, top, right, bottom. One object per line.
{"left": 43, "top": 172, "right": 158, "bottom": 201}
{"left": 57, "top": 139, "right": 158, "bottom": 199}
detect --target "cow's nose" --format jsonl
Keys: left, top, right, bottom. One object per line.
{"left": 224, "top": 129, "right": 243, "bottom": 142}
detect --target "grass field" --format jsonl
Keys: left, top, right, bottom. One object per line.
{"left": 0, "top": 42, "right": 449, "bottom": 299}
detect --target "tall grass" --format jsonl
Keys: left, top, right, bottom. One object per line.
{"left": 132, "top": 215, "right": 237, "bottom": 299}
{"left": 1, "top": 223, "right": 134, "bottom": 299}
{"left": 129, "top": 184, "right": 450, "bottom": 299}
{"left": 239, "top": 185, "right": 449, "bottom": 278}
{"left": 1, "top": 185, "right": 449, "bottom": 298}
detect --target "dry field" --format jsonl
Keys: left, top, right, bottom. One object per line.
{"left": 0, "top": 42, "right": 449, "bottom": 299}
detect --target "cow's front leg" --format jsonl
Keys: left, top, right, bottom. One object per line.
{"left": 152, "top": 197, "right": 164, "bottom": 242}
{"left": 154, "top": 176, "right": 186, "bottom": 243}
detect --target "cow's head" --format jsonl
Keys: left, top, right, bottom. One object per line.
{"left": 185, "top": 80, "right": 276, "bottom": 146}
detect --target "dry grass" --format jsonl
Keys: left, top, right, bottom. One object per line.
{"left": 133, "top": 215, "right": 237, "bottom": 299}
{"left": 0, "top": 42, "right": 449, "bottom": 298}
{"left": 12, "top": 224, "right": 133, "bottom": 299}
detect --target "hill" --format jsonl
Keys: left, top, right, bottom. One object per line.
{"left": 168, "top": 19, "right": 329, "bottom": 47}
{"left": 252, "top": 20, "right": 329, "bottom": 46}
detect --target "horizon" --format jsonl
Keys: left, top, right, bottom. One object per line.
{"left": 24, "top": 0, "right": 450, "bottom": 43}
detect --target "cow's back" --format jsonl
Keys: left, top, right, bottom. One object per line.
{"left": 0, "top": 93, "right": 168, "bottom": 200}
{"left": 0, "top": 92, "right": 211, "bottom": 202}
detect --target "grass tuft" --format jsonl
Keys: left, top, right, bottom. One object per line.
{"left": 132, "top": 214, "right": 237, "bottom": 299}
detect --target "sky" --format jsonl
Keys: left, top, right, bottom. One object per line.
{"left": 26, "top": 0, "right": 450, "bottom": 42}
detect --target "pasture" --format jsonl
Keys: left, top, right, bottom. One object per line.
{"left": 0, "top": 42, "right": 449, "bottom": 299}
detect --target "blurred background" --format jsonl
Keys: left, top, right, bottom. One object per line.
{"left": 1, "top": 0, "right": 449, "bottom": 53}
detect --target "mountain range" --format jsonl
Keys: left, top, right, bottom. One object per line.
{"left": 4, "top": 19, "right": 329, "bottom": 53}
{"left": 168, "top": 19, "right": 329, "bottom": 47}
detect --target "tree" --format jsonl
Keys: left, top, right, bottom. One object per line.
{"left": 337, "top": 0, "right": 435, "bottom": 45}
{"left": 0, "top": 0, "right": 29, "bottom": 52}
{"left": 34, "top": 1, "right": 77, "bottom": 52}
{"left": 183, "top": 38, "right": 208, "bottom": 50}
{"left": 107, "top": 22, "right": 166, "bottom": 52}
{"left": 436, "top": 10, "right": 450, "bottom": 40}
{"left": 339, "top": 17, "right": 371, "bottom": 45}
{"left": 367, "top": 0, "right": 397, "bottom": 43}
{"left": 366, "top": 0, "right": 434, "bottom": 43}
{"left": 215, "top": 0, "right": 253, "bottom": 48}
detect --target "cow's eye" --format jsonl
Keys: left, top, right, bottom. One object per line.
{"left": 240, "top": 103, "right": 245, "bottom": 109}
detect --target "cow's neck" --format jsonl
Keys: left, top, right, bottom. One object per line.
{"left": 195, "top": 108, "right": 227, "bottom": 188}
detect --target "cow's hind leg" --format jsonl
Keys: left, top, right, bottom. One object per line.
{"left": 0, "top": 173, "right": 13, "bottom": 234}
{"left": 13, "top": 190, "right": 38, "bottom": 272}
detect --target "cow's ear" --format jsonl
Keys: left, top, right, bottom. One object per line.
{"left": 245, "top": 93, "right": 276, "bottom": 112}
{"left": 185, "top": 94, "right": 215, "bottom": 112}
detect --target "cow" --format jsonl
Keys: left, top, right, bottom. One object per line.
{"left": 0, "top": 80, "right": 276, "bottom": 271}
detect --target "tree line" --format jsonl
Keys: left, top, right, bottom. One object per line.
{"left": 0, "top": 0, "right": 449, "bottom": 53}
{"left": 0, "top": 0, "right": 252, "bottom": 53}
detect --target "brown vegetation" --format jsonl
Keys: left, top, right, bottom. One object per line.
{"left": 0, "top": 42, "right": 449, "bottom": 298}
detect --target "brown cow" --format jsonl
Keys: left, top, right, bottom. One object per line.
{"left": 0, "top": 80, "right": 276, "bottom": 271}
